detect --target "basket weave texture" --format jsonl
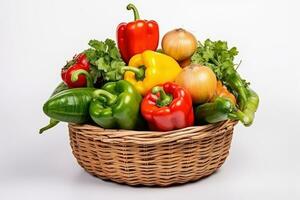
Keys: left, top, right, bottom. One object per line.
{"left": 68, "top": 120, "right": 237, "bottom": 186}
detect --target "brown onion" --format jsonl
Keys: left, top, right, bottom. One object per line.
{"left": 162, "top": 28, "right": 197, "bottom": 62}
{"left": 175, "top": 64, "right": 217, "bottom": 104}
{"left": 179, "top": 58, "right": 191, "bottom": 68}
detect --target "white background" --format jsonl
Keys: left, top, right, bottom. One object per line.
{"left": 1, "top": 0, "right": 299, "bottom": 199}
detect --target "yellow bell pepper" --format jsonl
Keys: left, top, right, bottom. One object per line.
{"left": 123, "top": 50, "right": 182, "bottom": 95}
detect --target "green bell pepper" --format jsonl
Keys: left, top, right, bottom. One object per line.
{"left": 89, "top": 80, "right": 143, "bottom": 130}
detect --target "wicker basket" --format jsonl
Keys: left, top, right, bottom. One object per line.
{"left": 68, "top": 120, "right": 237, "bottom": 186}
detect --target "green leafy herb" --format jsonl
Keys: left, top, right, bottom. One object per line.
{"left": 84, "top": 39, "right": 126, "bottom": 83}
{"left": 191, "top": 39, "right": 259, "bottom": 126}
{"left": 191, "top": 39, "right": 249, "bottom": 90}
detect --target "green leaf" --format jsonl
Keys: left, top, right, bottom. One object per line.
{"left": 111, "top": 60, "right": 125, "bottom": 69}
{"left": 203, "top": 50, "right": 214, "bottom": 61}
{"left": 95, "top": 57, "right": 110, "bottom": 71}
{"left": 84, "top": 48, "right": 97, "bottom": 64}
{"left": 88, "top": 40, "right": 105, "bottom": 51}
{"left": 109, "top": 47, "right": 121, "bottom": 60}
{"left": 191, "top": 38, "right": 250, "bottom": 91}
{"left": 105, "top": 38, "right": 116, "bottom": 50}
{"left": 84, "top": 39, "right": 126, "bottom": 83}
{"left": 229, "top": 47, "right": 238, "bottom": 57}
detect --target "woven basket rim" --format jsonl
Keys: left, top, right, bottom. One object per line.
{"left": 68, "top": 120, "right": 238, "bottom": 145}
{"left": 69, "top": 119, "right": 237, "bottom": 186}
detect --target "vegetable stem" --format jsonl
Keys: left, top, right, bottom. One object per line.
{"left": 235, "top": 60, "right": 242, "bottom": 70}
{"left": 93, "top": 89, "right": 117, "bottom": 106}
{"left": 71, "top": 69, "right": 93, "bottom": 87}
{"left": 152, "top": 86, "right": 173, "bottom": 107}
{"left": 210, "top": 57, "right": 220, "bottom": 66}
{"left": 39, "top": 119, "right": 59, "bottom": 134}
{"left": 127, "top": 3, "right": 140, "bottom": 20}
{"left": 120, "top": 66, "right": 145, "bottom": 81}
{"left": 229, "top": 109, "right": 251, "bottom": 126}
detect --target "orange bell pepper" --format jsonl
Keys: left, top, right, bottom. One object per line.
{"left": 214, "top": 81, "right": 236, "bottom": 104}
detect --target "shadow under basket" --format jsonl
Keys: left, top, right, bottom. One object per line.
{"left": 68, "top": 120, "right": 238, "bottom": 186}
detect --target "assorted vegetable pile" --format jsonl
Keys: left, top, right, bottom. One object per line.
{"left": 40, "top": 4, "right": 259, "bottom": 133}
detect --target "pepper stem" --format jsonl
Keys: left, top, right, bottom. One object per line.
{"left": 93, "top": 89, "right": 117, "bottom": 106}
{"left": 120, "top": 66, "right": 145, "bottom": 81}
{"left": 229, "top": 109, "right": 251, "bottom": 126}
{"left": 39, "top": 119, "right": 59, "bottom": 134}
{"left": 127, "top": 3, "right": 140, "bottom": 20}
{"left": 71, "top": 69, "right": 93, "bottom": 87}
{"left": 152, "top": 86, "right": 173, "bottom": 107}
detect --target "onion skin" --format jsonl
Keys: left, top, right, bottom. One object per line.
{"left": 175, "top": 64, "right": 217, "bottom": 104}
{"left": 179, "top": 58, "right": 191, "bottom": 68}
{"left": 162, "top": 28, "right": 197, "bottom": 62}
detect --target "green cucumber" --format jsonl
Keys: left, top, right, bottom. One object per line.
{"left": 43, "top": 88, "right": 95, "bottom": 124}
{"left": 50, "top": 82, "right": 68, "bottom": 97}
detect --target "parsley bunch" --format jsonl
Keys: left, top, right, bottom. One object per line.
{"left": 191, "top": 39, "right": 259, "bottom": 126}
{"left": 192, "top": 39, "right": 249, "bottom": 91}
{"left": 191, "top": 39, "right": 250, "bottom": 109}
{"left": 84, "top": 39, "right": 126, "bottom": 83}
{"left": 191, "top": 39, "right": 238, "bottom": 80}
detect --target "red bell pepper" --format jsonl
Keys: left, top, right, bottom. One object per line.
{"left": 117, "top": 4, "right": 159, "bottom": 63}
{"left": 141, "top": 82, "right": 194, "bottom": 131}
{"left": 61, "top": 53, "right": 91, "bottom": 88}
